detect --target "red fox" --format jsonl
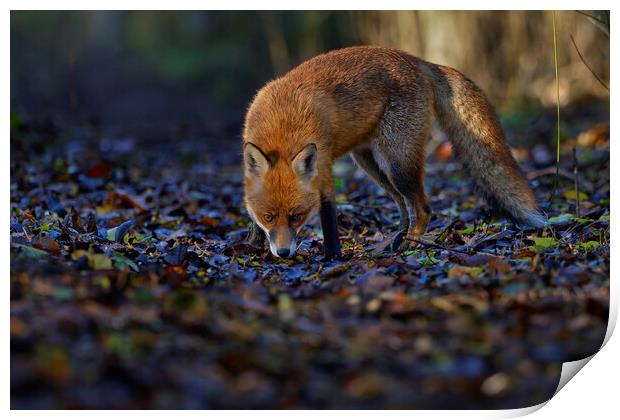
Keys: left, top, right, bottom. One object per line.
{"left": 242, "top": 46, "right": 545, "bottom": 259}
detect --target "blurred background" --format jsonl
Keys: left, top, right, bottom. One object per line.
{"left": 11, "top": 10, "right": 610, "bottom": 142}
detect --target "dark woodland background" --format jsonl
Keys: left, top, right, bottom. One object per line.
{"left": 11, "top": 11, "right": 609, "bottom": 136}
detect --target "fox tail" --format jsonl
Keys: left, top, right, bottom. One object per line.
{"left": 425, "top": 62, "right": 546, "bottom": 228}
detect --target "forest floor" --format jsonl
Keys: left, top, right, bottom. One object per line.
{"left": 10, "top": 102, "right": 609, "bottom": 409}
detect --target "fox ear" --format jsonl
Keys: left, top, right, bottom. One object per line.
{"left": 292, "top": 143, "right": 318, "bottom": 183}
{"left": 244, "top": 143, "right": 270, "bottom": 177}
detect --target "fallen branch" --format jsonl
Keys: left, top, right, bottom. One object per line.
{"left": 405, "top": 236, "right": 476, "bottom": 255}
{"left": 527, "top": 166, "right": 594, "bottom": 191}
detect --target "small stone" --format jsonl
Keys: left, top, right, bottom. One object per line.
{"left": 481, "top": 372, "right": 510, "bottom": 396}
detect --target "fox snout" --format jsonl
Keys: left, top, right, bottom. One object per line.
{"left": 268, "top": 225, "right": 297, "bottom": 258}
{"left": 243, "top": 142, "right": 320, "bottom": 259}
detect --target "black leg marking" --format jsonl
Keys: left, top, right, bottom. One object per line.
{"left": 247, "top": 220, "right": 266, "bottom": 248}
{"left": 319, "top": 199, "right": 342, "bottom": 260}
{"left": 397, "top": 205, "right": 409, "bottom": 232}
{"left": 390, "top": 229, "right": 405, "bottom": 253}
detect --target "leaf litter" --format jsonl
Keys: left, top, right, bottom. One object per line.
{"left": 10, "top": 106, "right": 609, "bottom": 409}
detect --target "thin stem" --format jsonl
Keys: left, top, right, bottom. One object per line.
{"left": 547, "top": 11, "right": 561, "bottom": 213}
{"left": 570, "top": 34, "right": 610, "bottom": 91}
{"left": 573, "top": 147, "right": 581, "bottom": 218}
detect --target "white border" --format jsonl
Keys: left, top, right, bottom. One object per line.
{"left": 6, "top": 2, "right": 617, "bottom": 418}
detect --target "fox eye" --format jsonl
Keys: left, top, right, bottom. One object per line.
{"left": 263, "top": 214, "right": 274, "bottom": 223}
{"left": 290, "top": 213, "right": 302, "bottom": 223}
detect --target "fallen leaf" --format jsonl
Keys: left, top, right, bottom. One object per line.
{"left": 530, "top": 237, "right": 558, "bottom": 251}
{"left": 32, "top": 236, "right": 61, "bottom": 256}
{"left": 106, "top": 219, "right": 135, "bottom": 242}
{"left": 200, "top": 215, "right": 219, "bottom": 227}
{"left": 87, "top": 161, "right": 112, "bottom": 178}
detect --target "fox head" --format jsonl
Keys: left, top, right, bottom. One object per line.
{"left": 243, "top": 142, "right": 321, "bottom": 258}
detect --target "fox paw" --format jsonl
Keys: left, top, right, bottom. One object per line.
{"left": 390, "top": 230, "right": 406, "bottom": 253}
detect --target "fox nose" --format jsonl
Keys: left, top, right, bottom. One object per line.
{"left": 277, "top": 248, "right": 290, "bottom": 258}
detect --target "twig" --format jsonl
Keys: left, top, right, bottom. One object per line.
{"left": 405, "top": 236, "right": 475, "bottom": 255}
{"left": 527, "top": 166, "right": 594, "bottom": 191}
{"left": 337, "top": 201, "right": 388, "bottom": 209}
{"left": 570, "top": 34, "right": 610, "bottom": 91}
{"left": 573, "top": 147, "right": 581, "bottom": 218}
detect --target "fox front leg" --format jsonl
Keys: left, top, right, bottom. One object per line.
{"left": 247, "top": 220, "right": 266, "bottom": 248}
{"left": 319, "top": 198, "right": 342, "bottom": 260}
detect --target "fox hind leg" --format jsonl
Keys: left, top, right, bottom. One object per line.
{"left": 375, "top": 110, "right": 433, "bottom": 242}
{"left": 387, "top": 154, "right": 431, "bottom": 242}
{"left": 351, "top": 146, "right": 410, "bottom": 251}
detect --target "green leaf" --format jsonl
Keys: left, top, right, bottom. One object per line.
{"left": 106, "top": 219, "right": 135, "bottom": 242}
{"left": 53, "top": 287, "right": 74, "bottom": 301}
{"left": 104, "top": 333, "right": 133, "bottom": 356}
{"left": 112, "top": 252, "right": 139, "bottom": 272}
{"left": 134, "top": 287, "right": 156, "bottom": 306}
{"left": 52, "top": 157, "right": 65, "bottom": 172}
{"left": 574, "top": 218, "right": 594, "bottom": 224}
{"left": 530, "top": 237, "right": 558, "bottom": 251}
{"left": 164, "top": 290, "right": 208, "bottom": 315}
{"left": 548, "top": 214, "right": 573, "bottom": 225}
{"left": 563, "top": 190, "right": 588, "bottom": 201}
{"left": 448, "top": 265, "right": 483, "bottom": 279}
{"left": 503, "top": 282, "right": 528, "bottom": 295}
{"left": 341, "top": 241, "right": 355, "bottom": 251}
{"left": 417, "top": 256, "right": 440, "bottom": 266}
{"left": 91, "top": 254, "right": 113, "bottom": 270}
{"left": 94, "top": 276, "right": 111, "bottom": 289}
{"left": 577, "top": 241, "right": 601, "bottom": 252}
{"left": 133, "top": 233, "right": 153, "bottom": 244}
{"left": 12, "top": 243, "right": 49, "bottom": 258}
